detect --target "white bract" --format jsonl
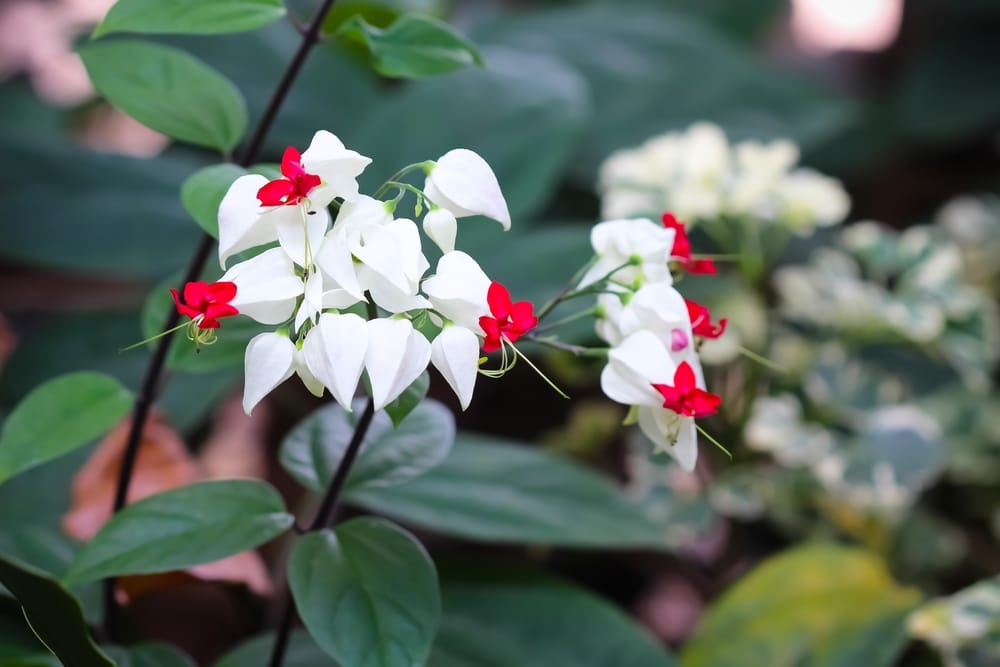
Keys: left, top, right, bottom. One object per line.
{"left": 600, "top": 330, "right": 699, "bottom": 471}
{"left": 578, "top": 218, "right": 675, "bottom": 288}
{"left": 424, "top": 149, "right": 511, "bottom": 230}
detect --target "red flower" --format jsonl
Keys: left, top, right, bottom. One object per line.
{"left": 652, "top": 361, "right": 722, "bottom": 418}
{"left": 170, "top": 281, "right": 239, "bottom": 329}
{"left": 256, "top": 146, "right": 322, "bottom": 207}
{"left": 662, "top": 212, "right": 716, "bottom": 274}
{"left": 478, "top": 281, "right": 538, "bottom": 352}
{"left": 685, "top": 298, "right": 727, "bottom": 339}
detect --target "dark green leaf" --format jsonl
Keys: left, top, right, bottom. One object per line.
{"left": 383, "top": 372, "right": 429, "bottom": 427}
{"left": 105, "top": 643, "right": 197, "bottom": 667}
{"left": 336, "top": 14, "right": 481, "bottom": 79}
{"left": 0, "top": 372, "right": 132, "bottom": 485}
{"left": 0, "top": 597, "right": 58, "bottom": 665}
{"left": 346, "top": 434, "right": 667, "bottom": 548}
{"left": 351, "top": 47, "right": 587, "bottom": 224}
{"left": 281, "top": 398, "right": 454, "bottom": 494}
{"left": 471, "top": 5, "right": 855, "bottom": 181}
{"left": 80, "top": 40, "right": 248, "bottom": 151}
{"left": 180, "top": 163, "right": 247, "bottom": 238}
{"left": 430, "top": 567, "right": 676, "bottom": 667}
{"left": 63, "top": 480, "right": 294, "bottom": 586}
{"left": 0, "top": 134, "right": 203, "bottom": 279}
{"left": 288, "top": 519, "right": 440, "bottom": 667}
{"left": 95, "top": 0, "right": 286, "bottom": 37}
{"left": 212, "top": 631, "right": 334, "bottom": 667}
{"left": 0, "top": 552, "right": 114, "bottom": 667}
{"left": 680, "top": 544, "right": 921, "bottom": 667}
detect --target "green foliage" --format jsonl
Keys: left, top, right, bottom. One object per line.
{"left": 212, "top": 631, "right": 332, "bottom": 667}
{"left": 63, "top": 480, "right": 294, "bottom": 585}
{"left": 80, "top": 40, "right": 248, "bottom": 151}
{"left": 322, "top": 0, "right": 445, "bottom": 34}
{"left": 0, "top": 553, "right": 114, "bottom": 667}
{"left": 336, "top": 14, "right": 482, "bottom": 79}
{"left": 94, "top": 0, "right": 287, "bottom": 37}
{"left": 430, "top": 567, "right": 677, "bottom": 667}
{"left": 0, "top": 372, "right": 132, "bottom": 485}
{"left": 346, "top": 434, "right": 668, "bottom": 548}
{"left": 281, "top": 398, "right": 455, "bottom": 493}
{"left": 104, "top": 643, "right": 198, "bottom": 667}
{"left": 681, "top": 544, "right": 921, "bottom": 667}
{"left": 384, "top": 371, "right": 429, "bottom": 427}
{"left": 289, "top": 519, "right": 440, "bottom": 667}
{"left": 909, "top": 576, "right": 1000, "bottom": 667}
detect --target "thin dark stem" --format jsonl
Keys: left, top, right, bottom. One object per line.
{"left": 102, "top": 0, "right": 343, "bottom": 639}
{"left": 267, "top": 398, "right": 376, "bottom": 667}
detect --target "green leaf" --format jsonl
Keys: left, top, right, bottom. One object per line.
{"left": 909, "top": 575, "right": 1000, "bottom": 667}
{"left": 471, "top": 5, "right": 856, "bottom": 180}
{"left": 680, "top": 544, "right": 921, "bottom": 667}
{"left": 351, "top": 47, "right": 587, "bottom": 224}
{"left": 337, "top": 14, "right": 481, "bottom": 79}
{"left": 346, "top": 434, "right": 667, "bottom": 549}
{"left": 0, "top": 597, "right": 59, "bottom": 666}
{"left": 288, "top": 519, "right": 440, "bottom": 667}
{"left": 383, "top": 372, "right": 429, "bottom": 427}
{"left": 95, "top": 0, "right": 286, "bottom": 37}
{"left": 321, "top": 0, "right": 445, "bottom": 34}
{"left": 212, "top": 631, "right": 333, "bottom": 667}
{"left": 63, "top": 480, "right": 294, "bottom": 586}
{"left": 281, "top": 398, "right": 455, "bottom": 494}
{"left": 0, "top": 552, "right": 114, "bottom": 667}
{"left": 430, "top": 567, "right": 676, "bottom": 667}
{"left": 180, "top": 163, "right": 247, "bottom": 238}
{"left": 104, "top": 643, "right": 197, "bottom": 667}
{"left": 79, "top": 40, "right": 248, "bottom": 151}
{"left": 0, "top": 372, "right": 132, "bottom": 485}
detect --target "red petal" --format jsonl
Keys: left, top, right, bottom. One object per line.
{"left": 652, "top": 382, "right": 685, "bottom": 413}
{"left": 479, "top": 316, "right": 502, "bottom": 352}
{"left": 486, "top": 282, "right": 513, "bottom": 320}
{"left": 663, "top": 212, "right": 691, "bottom": 260}
{"left": 280, "top": 146, "right": 304, "bottom": 180}
{"left": 204, "top": 302, "right": 239, "bottom": 322}
{"left": 183, "top": 281, "right": 209, "bottom": 308}
{"left": 509, "top": 301, "right": 537, "bottom": 333}
{"left": 689, "top": 388, "right": 722, "bottom": 417}
{"left": 298, "top": 172, "right": 322, "bottom": 197}
{"left": 171, "top": 287, "right": 200, "bottom": 320}
{"left": 206, "top": 281, "right": 237, "bottom": 303}
{"left": 673, "top": 361, "right": 697, "bottom": 392}
{"left": 687, "top": 258, "right": 717, "bottom": 274}
{"left": 257, "top": 179, "right": 296, "bottom": 207}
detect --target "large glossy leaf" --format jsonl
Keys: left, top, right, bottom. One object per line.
{"left": 0, "top": 311, "right": 238, "bottom": 434}
{"left": 80, "top": 40, "right": 248, "bottom": 151}
{"left": 281, "top": 398, "right": 455, "bottom": 494}
{"left": 0, "top": 553, "right": 114, "bottom": 667}
{"left": 383, "top": 371, "right": 429, "bottom": 427}
{"left": 288, "top": 519, "right": 440, "bottom": 667}
{"left": 63, "top": 480, "right": 294, "bottom": 586}
{"left": 430, "top": 567, "right": 676, "bottom": 667}
{"left": 105, "top": 643, "right": 197, "bottom": 667}
{"left": 212, "top": 631, "right": 334, "bottom": 667}
{"left": 0, "top": 597, "right": 59, "bottom": 666}
{"left": 346, "top": 434, "right": 667, "bottom": 549}
{"left": 95, "top": 0, "right": 286, "bottom": 37}
{"left": 471, "top": 5, "right": 854, "bottom": 180}
{"left": 348, "top": 46, "right": 588, "bottom": 224}
{"left": 336, "top": 14, "right": 481, "bottom": 79}
{"left": 681, "top": 544, "right": 921, "bottom": 667}
{"left": 0, "top": 133, "right": 203, "bottom": 278}
{"left": 322, "top": 0, "right": 445, "bottom": 34}
{"left": 0, "top": 372, "right": 132, "bottom": 485}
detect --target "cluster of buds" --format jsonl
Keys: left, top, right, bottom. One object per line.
{"left": 585, "top": 212, "right": 726, "bottom": 471}
{"left": 172, "top": 130, "right": 539, "bottom": 415}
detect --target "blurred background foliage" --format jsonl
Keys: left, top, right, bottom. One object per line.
{"left": 1, "top": 0, "right": 998, "bottom": 665}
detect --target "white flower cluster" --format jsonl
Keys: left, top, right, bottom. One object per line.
{"left": 598, "top": 122, "right": 850, "bottom": 235}
{"left": 216, "top": 130, "right": 519, "bottom": 415}
{"left": 583, "top": 215, "right": 726, "bottom": 471}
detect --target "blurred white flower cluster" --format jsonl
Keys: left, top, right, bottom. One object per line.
{"left": 598, "top": 122, "right": 850, "bottom": 235}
